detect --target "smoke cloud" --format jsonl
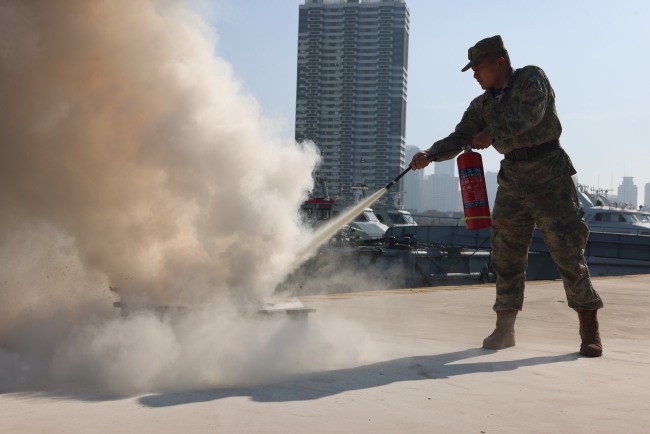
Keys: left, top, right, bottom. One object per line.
{"left": 0, "top": 0, "right": 376, "bottom": 395}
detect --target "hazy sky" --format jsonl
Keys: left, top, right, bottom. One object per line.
{"left": 198, "top": 0, "right": 649, "bottom": 205}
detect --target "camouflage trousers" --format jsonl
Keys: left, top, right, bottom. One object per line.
{"left": 490, "top": 175, "right": 603, "bottom": 312}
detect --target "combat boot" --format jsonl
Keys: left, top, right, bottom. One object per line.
{"left": 483, "top": 309, "right": 518, "bottom": 350}
{"left": 578, "top": 309, "right": 602, "bottom": 357}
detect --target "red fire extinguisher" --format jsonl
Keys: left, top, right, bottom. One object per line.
{"left": 457, "top": 148, "right": 491, "bottom": 230}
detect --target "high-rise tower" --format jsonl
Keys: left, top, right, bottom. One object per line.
{"left": 296, "top": 0, "right": 409, "bottom": 204}
{"left": 618, "top": 176, "right": 638, "bottom": 208}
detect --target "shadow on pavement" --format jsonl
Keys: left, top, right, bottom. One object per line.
{"left": 139, "top": 347, "right": 579, "bottom": 408}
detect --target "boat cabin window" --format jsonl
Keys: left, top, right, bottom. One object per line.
{"left": 389, "top": 213, "right": 415, "bottom": 224}
{"left": 620, "top": 213, "right": 639, "bottom": 223}
{"left": 594, "top": 212, "right": 638, "bottom": 223}
{"left": 316, "top": 209, "right": 330, "bottom": 221}
{"left": 376, "top": 213, "right": 414, "bottom": 225}
{"left": 354, "top": 211, "right": 379, "bottom": 223}
{"left": 594, "top": 213, "right": 608, "bottom": 222}
{"left": 402, "top": 214, "right": 416, "bottom": 225}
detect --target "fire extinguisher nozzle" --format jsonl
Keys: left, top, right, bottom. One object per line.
{"left": 384, "top": 166, "right": 412, "bottom": 190}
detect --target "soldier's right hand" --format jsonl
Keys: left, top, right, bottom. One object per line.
{"left": 410, "top": 151, "right": 434, "bottom": 170}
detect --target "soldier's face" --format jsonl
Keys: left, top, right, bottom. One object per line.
{"left": 472, "top": 58, "right": 505, "bottom": 90}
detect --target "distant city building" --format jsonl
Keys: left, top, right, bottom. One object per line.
{"left": 644, "top": 183, "right": 650, "bottom": 209}
{"left": 417, "top": 165, "right": 461, "bottom": 213}
{"left": 430, "top": 159, "right": 460, "bottom": 212}
{"left": 403, "top": 145, "right": 422, "bottom": 210}
{"left": 617, "top": 176, "right": 638, "bottom": 208}
{"left": 430, "top": 173, "right": 461, "bottom": 212}
{"left": 407, "top": 158, "right": 493, "bottom": 214}
{"left": 435, "top": 159, "right": 454, "bottom": 177}
{"left": 484, "top": 170, "right": 498, "bottom": 211}
{"left": 295, "top": 0, "right": 409, "bottom": 204}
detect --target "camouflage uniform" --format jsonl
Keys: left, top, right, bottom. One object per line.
{"left": 426, "top": 65, "right": 603, "bottom": 312}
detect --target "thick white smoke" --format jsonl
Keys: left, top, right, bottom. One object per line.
{"left": 0, "top": 0, "right": 376, "bottom": 395}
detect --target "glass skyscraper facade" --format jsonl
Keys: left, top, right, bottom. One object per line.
{"left": 296, "top": 0, "right": 409, "bottom": 204}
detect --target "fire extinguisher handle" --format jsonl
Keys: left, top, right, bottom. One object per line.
{"left": 383, "top": 145, "right": 467, "bottom": 191}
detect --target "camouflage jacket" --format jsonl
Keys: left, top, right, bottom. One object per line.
{"left": 426, "top": 65, "right": 577, "bottom": 191}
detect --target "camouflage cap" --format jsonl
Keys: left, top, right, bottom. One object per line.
{"left": 461, "top": 35, "right": 507, "bottom": 72}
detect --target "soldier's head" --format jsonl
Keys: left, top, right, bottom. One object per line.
{"left": 462, "top": 35, "right": 510, "bottom": 90}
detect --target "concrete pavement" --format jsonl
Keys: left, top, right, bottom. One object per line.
{"left": 1, "top": 275, "right": 648, "bottom": 433}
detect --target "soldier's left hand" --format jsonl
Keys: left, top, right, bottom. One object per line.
{"left": 472, "top": 130, "right": 493, "bottom": 149}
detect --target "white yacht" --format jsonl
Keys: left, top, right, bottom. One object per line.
{"left": 577, "top": 190, "right": 650, "bottom": 236}
{"left": 373, "top": 208, "right": 418, "bottom": 228}
{"left": 348, "top": 208, "right": 389, "bottom": 240}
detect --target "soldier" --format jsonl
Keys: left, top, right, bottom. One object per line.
{"left": 410, "top": 35, "right": 604, "bottom": 357}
